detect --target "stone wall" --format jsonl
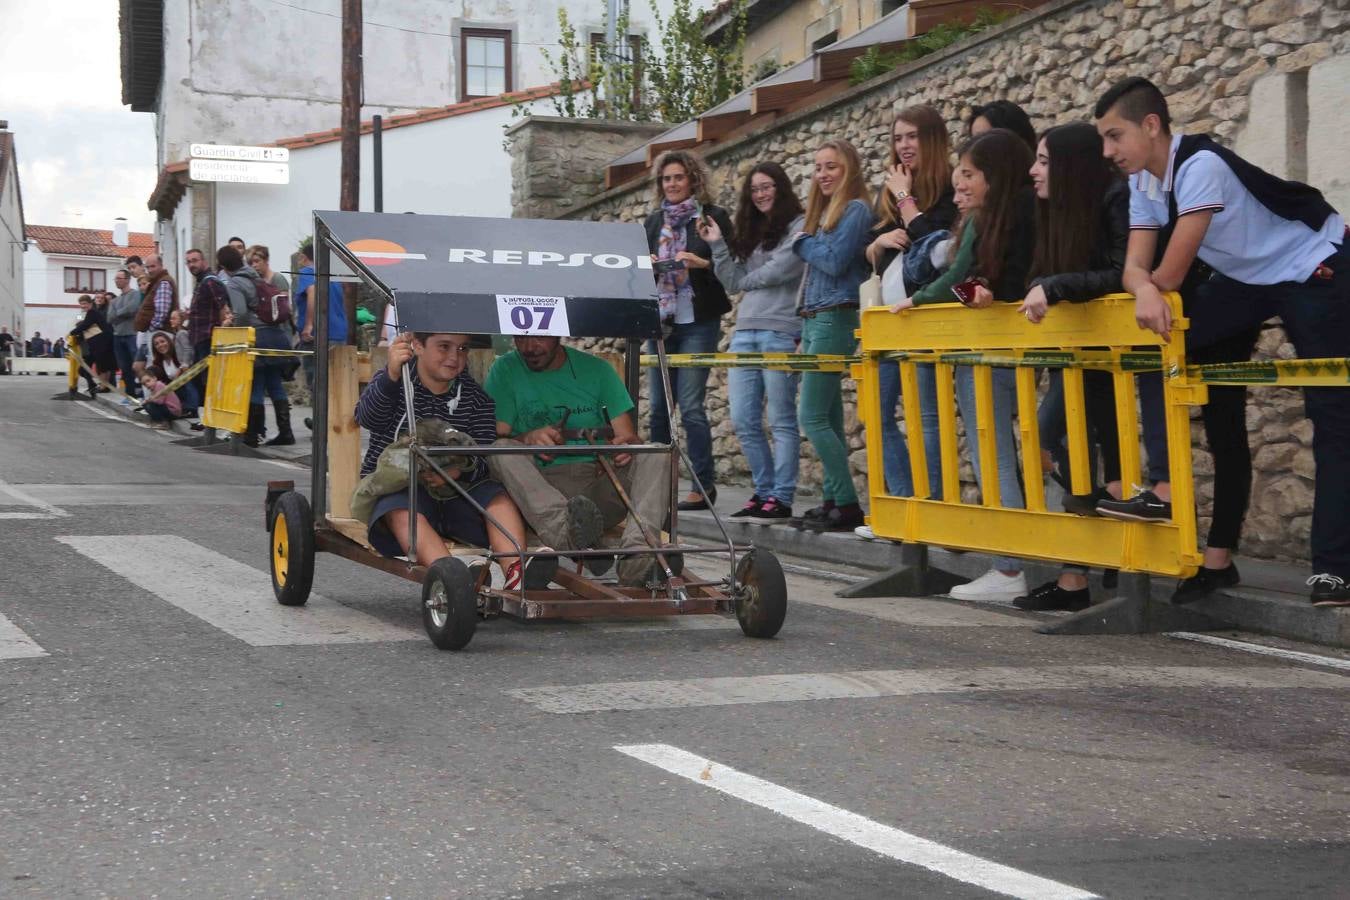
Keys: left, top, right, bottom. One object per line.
{"left": 508, "top": 0, "right": 1350, "bottom": 566}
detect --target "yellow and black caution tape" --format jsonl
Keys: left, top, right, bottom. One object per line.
{"left": 643, "top": 350, "right": 1350, "bottom": 387}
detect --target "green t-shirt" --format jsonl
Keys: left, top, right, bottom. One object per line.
{"left": 484, "top": 347, "right": 634, "bottom": 466}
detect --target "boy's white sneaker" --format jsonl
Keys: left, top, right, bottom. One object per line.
{"left": 949, "top": 569, "right": 1027, "bottom": 602}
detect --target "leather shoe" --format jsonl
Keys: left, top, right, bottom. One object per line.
{"left": 677, "top": 491, "right": 715, "bottom": 511}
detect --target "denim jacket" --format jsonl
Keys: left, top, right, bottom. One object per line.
{"left": 793, "top": 199, "right": 874, "bottom": 313}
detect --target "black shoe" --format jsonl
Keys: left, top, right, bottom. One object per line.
{"left": 303, "top": 417, "right": 313, "bottom": 430}
{"left": 792, "top": 503, "right": 833, "bottom": 530}
{"left": 1171, "top": 563, "right": 1240, "bottom": 605}
{"left": 807, "top": 504, "right": 865, "bottom": 533}
{"left": 1102, "top": 569, "right": 1118, "bottom": 590}
{"left": 1013, "top": 581, "right": 1091, "bottom": 612}
{"left": 1063, "top": 486, "right": 1114, "bottom": 517}
{"left": 728, "top": 495, "right": 764, "bottom": 519}
{"left": 677, "top": 488, "right": 716, "bottom": 511}
{"left": 1096, "top": 489, "right": 1172, "bottom": 523}
{"left": 566, "top": 495, "right": 605, "bottom": 551}
{"left": 1308, "top": 573, "right": 1350, "bottom": 607}
{"left": 747, "top": 497, "right": 793, "bottom": 524}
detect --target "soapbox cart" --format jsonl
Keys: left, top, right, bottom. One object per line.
{"left": 263, "top": 210, "right": 787, "bottom": 650}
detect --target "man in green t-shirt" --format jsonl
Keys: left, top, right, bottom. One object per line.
{"left": 484, "top": 336, "right": 672, "bottom": 586}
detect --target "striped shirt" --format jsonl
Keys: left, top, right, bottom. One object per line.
{"left": 354, "top": 366, "right": 497, "bottom": 481}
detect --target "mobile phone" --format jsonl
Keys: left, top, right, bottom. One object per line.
{"left": 952, "top": 279, "right": 986, "bottom": 307}
{"left": 653, "top": 258, "right": 687, "bottom": 275}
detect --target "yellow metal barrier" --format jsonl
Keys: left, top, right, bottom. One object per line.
{"left": 202, "top": 326, "right": 256, "bottom": 434}
{"left": 66, "top": 335, "right": 80, "bottom": 394}
{"left": 858, "top": 293, "right": 1204, "bottom": 579}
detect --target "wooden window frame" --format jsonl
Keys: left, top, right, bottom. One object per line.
{"left": 63, "top": 267, "right": 106, "bottom": 294}
{"left": 588, "top": 33, "right": 645, "bottom": 110}
{"left": 459, "top": 28, "right": 513, "bottom": 101}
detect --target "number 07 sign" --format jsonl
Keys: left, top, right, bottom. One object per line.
{"left": 496, "top": 295, "right": 571, "bottom": 336}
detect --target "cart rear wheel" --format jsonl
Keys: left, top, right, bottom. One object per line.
{"left": 422, "top": 558, "right": 477, "bottom": 651}
{"left": 734, "top": 549, "right": 786, "bottom": 639}
{"left": 270, "top": 492, "right": 314, "bottom": 607}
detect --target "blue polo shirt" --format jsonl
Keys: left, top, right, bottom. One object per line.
{"left": 293, "top": 265, "right": 349, "bottom": 342}
{"left": 1129, "top": 134, "right": 1345, "bottom": 285}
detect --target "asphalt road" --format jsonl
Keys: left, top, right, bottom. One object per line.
{"left": 2, "top": 375, "right": 1348, "bottom": 899}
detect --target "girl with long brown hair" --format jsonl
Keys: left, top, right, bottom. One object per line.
{"left": 862, "top": 104, "right": 959, "bottom": 518}
{"left": 791, "top": 139, "right": 873, "bottom": 532}
{"left": 894, "top": 129, "right": 1037, "bottom": 602}
{"left": 700, "top": 162, "right": 806, "bottom": 522}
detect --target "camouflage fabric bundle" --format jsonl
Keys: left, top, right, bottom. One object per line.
{"left": 351, "top": 418, "right": 477, "bottom": 524}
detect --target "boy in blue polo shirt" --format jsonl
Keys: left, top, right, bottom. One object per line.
{"left": 1095, "top": 76, "right": 1349, "bottom": 607}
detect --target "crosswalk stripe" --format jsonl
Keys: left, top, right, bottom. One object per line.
{"left": 0, "top": 476, "right": 69, "bottom": 520}
{"left": 56, "top": 535, "right": 417, "bottom": 647}
{"left": 617, "top": 743, "right": 1099, "bottom": 900}
{"left": 508, "top": 664, "right": 1349, "bottom": 714}
{"left": 0, "top": 611, "right": 48, "bottom": 660}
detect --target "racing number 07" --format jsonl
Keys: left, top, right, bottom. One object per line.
{"left": 510, "top": 305, "right": 554, "bottom": 330}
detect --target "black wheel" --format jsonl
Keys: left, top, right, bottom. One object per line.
{"left": 734, "top": 549, "right": 787, "bottom": 639}
{"left": 422, "top": 558, "right": 478, "bottom": 651}
{"left": 270, "top": 492, "right": 315, "bottom": 607}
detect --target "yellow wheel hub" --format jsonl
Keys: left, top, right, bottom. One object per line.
{"left": 273, "top": 512, "right": 289, "bottom": 585}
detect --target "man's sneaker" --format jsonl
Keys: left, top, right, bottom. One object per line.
{"left": 949, "top": 569, "right": 1028, "bottom": 602}
{"left": 791, "top": 503, "right": 833, "bottom": 530}
{"left": 729, "top": 495, "right": 764, "bottom": 519}
{"left": 1308, "top": 573, "right": 1350, "bottom": 607}
{"left": 807, "top": 504, "right": 865, "bottom": 533}
{"left": 747, "top": 497, "right": 793, "bottom": 524}
{"left": 505, "top": 548, "right": 559, "bottom": 591}
{"left": 1013, "top": 581, "right": 1091, "bottom": 611}
{"left": 854, "top": 524, "right": 876, "bottom": 541}
{"left": 1096, "top": 488, "right": 1172, "bottom": 523}
{"left": 1171, "top": 563, "right": 1240, "bottom": 605}
{"left": 1062, "top": 486, "right": 1114, "bottom": 517}
{"left": 566, "top": 495, "right": 605, "bottom": 550}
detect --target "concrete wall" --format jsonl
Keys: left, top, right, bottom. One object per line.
{"left": 155, "top": 0, "right": 678, "bottom": 167}
{"left": 743, "top": 0, "right": 888, "bottom": 73}
{"left": 0, "top": 152, "right": 23, "bottom": 336}
{"left": 525, "top": 0, "right": 1350, "bottom": 567}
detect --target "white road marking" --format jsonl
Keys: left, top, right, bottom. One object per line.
{"left": 0, "top": 476, "right": 70, "bottom": 520}
{"left": 1166, "top": 631, "right": 1350, "bottom": 672}
{"left": 10, "top": 484, "right": 258, "bottom": 507}
{"left": 616, "top": 743, "right": 1099, "bottom": 900}
{"left": 0, "top": 611, "right": 48, "bottom": 660}
{"left": 80, "top": 399, "right": 153, "bottom": 429}
{"left": 508, "top": 664, "right": 1348, "bottom": 714}
{"left": 56, "top": 535, "right": 417, "bottom": 647}
{"left": 798, "top": 594, "right": 1030, "bottom": 627}
{"left": 587, "top": 616, "right": 738, "bottom": 633}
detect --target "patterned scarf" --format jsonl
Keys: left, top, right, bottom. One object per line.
{"left": 656, "top": 197, "right": 698, "bottom": 321}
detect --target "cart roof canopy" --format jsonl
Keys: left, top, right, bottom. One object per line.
{"left": 313, "top": 210, "right": 662, "bottom": 340}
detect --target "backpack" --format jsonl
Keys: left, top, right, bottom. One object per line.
{"left": 253, "top": 279, "right": 292, "bottom": 325}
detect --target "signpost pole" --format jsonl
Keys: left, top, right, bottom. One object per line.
{"left": 340, "top": 0, "right": 362, "bottom": 343}
{"left": 373, "top": 115, "right": 383, "bottom": 214}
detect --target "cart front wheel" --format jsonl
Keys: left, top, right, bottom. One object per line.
{"left": 422, "top": 558, "right": 477, "bottom": 651}
{"left": 734, "top": 549, "right": 786, "bottom": 639}
{"left": 270, "top": 492, "right": 315, "bottom": 607}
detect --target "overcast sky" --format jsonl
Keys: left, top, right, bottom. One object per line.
{"left": 0, "top": 0, "right": 158, "bottom": 234}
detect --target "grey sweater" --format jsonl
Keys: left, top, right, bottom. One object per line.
{"left": 709, "top": 215, "right": 805, "bottom": 336}
{"left": 108, "top": 289, "right": 142, "bottom": 337}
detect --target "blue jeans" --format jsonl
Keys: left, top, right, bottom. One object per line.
{"left": 728, "top": 329, "right": 800, "bottom": 505}
{"left": 113, "top": 334, "right": 139, "bottom": 395}
{"left": 175, "top": 380, "right": 200, "bottom": 415}
{"left": 250, "top": 326, "right": 291, "bottom": 405}
{"left": 956, "top": 366, "right": 1024, "bottom": 572}
{"left": 877, "top": 361, "right": 944, "bottom": 499}
{"left": 648, "top": 318, "right": 721, "bottom": 494}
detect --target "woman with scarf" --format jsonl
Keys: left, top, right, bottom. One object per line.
{"left": 643, "top": 150, "right": 733, "bottom": 511}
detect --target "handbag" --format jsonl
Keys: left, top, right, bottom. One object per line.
{"left": 880, "top": 252, "right": 908, "bottom": 304}
{"left": 858, "top": 273, "right": 882, "bottom": 309}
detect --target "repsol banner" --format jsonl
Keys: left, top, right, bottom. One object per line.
{"left": 313, "top": 210, "right": 661, "bottom": 339}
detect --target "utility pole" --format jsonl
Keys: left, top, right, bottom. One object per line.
{"left": 340, "top": 0, "right": 361, "bottom": 340}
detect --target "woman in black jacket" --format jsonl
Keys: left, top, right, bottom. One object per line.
{"left": 1014, "top": 122, "right": 1130, "bottom": 611}
{"left": 863, "top": 103, "right": 959, "bottom": 512}
{"left": 644, "top": 149, "right": 733, "bottom": 510}
{"left": 69, "top": 293, "right": 118, "bottom": 396}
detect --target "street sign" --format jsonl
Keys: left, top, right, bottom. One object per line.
{"left": 189, "top": 143, "right": 290, "bottom": 162}
{"left": 189, "top": 159, "right": 291, "bottom": 185}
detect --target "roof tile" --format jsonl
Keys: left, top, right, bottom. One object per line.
{"left": 25, "top": 225, "right": 156, "bottom": 259}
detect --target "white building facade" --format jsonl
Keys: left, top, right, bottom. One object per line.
{"left": 22, "top": 226, "right": 156, "bottom": 344}
{"left": 0, "top": 125, "right": 25, "bottom": 337}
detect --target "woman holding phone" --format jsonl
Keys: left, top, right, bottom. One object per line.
{"left": 892, "top": 129, "right": 1036, "bottom": 601}
{"left": 644, "top": 150, "right": 733, "bottom": 511}
{"left": 700, "top": 162, "right": 806, "bottom": 524}
{"left": 791, "top": 139, "right": 873, "bottom": 532}
{"left": 863, "top": 104, "right": 959, "bottom": 518}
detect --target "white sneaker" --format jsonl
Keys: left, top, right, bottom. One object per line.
{"left": 854, "top": 524, "right": 876, "bottom": 541}
{"left": 949, "top": 569, "right": 1027, "bottom": 602}
{"left": 463, "top": 555, "right": 495, "bottom": 592}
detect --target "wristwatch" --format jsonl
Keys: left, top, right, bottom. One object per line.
{"left": 893, "top": 189, "right": 909, "bottom": 202}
